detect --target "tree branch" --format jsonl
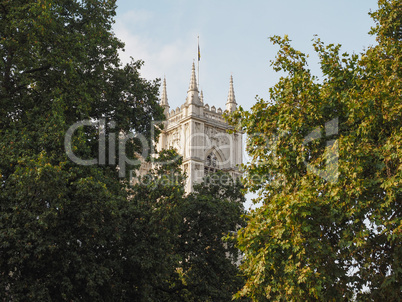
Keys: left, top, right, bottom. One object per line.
{"left": 23, "top": 64, "right": 51, "bottom": 74}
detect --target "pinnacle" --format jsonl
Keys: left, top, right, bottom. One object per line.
{"left": 161, "top": 77, "right": 169, "bottom": 107}
{"left": 226, "top": 75, "right": 236, "bottom": 105}
{"left": 188, "top": 62, "right": 198, "bottom": 92}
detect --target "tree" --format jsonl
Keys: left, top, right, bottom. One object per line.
{"left": 227, "top": 0, "right": 401, "bottom": 300}
{"left": 118, "top": 149, "right": 186, "bottom": 301}
{"left": 176, "top": 171, "right": 248, "bottom": 301}
{"left": 0, "top": 0, "right": 163, "bottom": 300}
{"left": 115, "top": 152, "right": 248, "bottom": 302}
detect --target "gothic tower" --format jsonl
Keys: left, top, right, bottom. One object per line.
{"left": 156, "top": 63, "right": 242, "bottom": 192}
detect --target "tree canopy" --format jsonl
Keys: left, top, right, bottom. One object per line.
{"left": 227, "top": 0, "right": 401, "bottom": 300}
{"left": 0, "top": 0, "right": 163, "bottom": 300}
{"left": 176, "top": 171, "right": 247, "bottom": 301}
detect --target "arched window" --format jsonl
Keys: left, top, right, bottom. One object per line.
{"left": 205, "top": 152, "right": 218, "bottom": 174}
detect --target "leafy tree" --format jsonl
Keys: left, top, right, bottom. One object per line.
{"left": 115, "top": 151, "right": 248, "bottom": 302}
{"left": 0, "top": 0, "right": 163, "bottom": 300}
{"left": 227, "top": 0, "right": 401, "bottom": 301}
{"left": 176, "top": 171, "right": 248, "bottom": 301}
{"left": 118, "top": 149, "right": 186, "bottom": 301}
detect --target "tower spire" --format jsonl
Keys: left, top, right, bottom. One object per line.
{"left": 161, "top": 77, "right": 169, "bottom": 106}
{"left": 161, "top": 76, "right": 169, "bottom": 116}
{"left": 186, "top": 62, "right": 200, "bottom": 106}
{"left": 188, "top": 62, "right": 198, "bottom": 92}
{"left": 226, "top": 75, "right": 237, "bottom": 112}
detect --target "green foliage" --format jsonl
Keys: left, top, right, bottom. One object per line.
{"left": 0, "top": 0, "right": 163, "bottom": 300}
{"left": 227, "top": 1, "right": 401, "bottom": 301}
{"left": 118, "top": 149, "right": 186, "bottom": 301}
{"left": 117, "top": 154, "right": 248, "bottom": 301}
{"left": 176, "top": 172, "right": 248, "bottom": 301}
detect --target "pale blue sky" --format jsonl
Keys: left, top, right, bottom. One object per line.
{"left": 114, "top": 0, "right": 378, "bottom": 112}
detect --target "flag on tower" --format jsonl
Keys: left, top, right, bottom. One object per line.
{"left": 198, "top": 41, "right": 201, "bottom": 61}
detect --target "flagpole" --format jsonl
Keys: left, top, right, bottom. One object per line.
{"left": 197, "top": 36, "right": 200, "bottom": 90}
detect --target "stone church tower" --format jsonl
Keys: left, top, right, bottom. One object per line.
{"left": 156, "top": 63, "right": 242, "bottom": 192}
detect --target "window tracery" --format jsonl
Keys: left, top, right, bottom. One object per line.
{"left": 205, "top": 152, "right": 218, "bottom": 174}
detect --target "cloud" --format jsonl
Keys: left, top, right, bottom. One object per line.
{"left": 113, "top": 11, "right": 198, "bottom": 107}
{"left": 119, "top": 10, "right": 153, "bottom": 26}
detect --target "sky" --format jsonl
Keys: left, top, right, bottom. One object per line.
{"left": 112, "top": 0, "right": 380, "bottom": 207}
{"left": 113, "top": 0, "right": 379, "bottom": 112}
